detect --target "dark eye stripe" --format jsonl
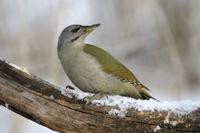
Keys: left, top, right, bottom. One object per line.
{"left": 71, "top": 36, "right": 80, "bottom": 42}
{"left": 71, "top": 27, "right": 80, "bottom": 33}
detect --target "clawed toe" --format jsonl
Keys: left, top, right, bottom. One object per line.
{"left": 65, "top": 85, "right": 75, "bottom": 90}
{"left": 83, "top": 93, "right": 107, "bottom": 105}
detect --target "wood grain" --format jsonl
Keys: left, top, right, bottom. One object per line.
{"left": 0, "top": 59, "right": 199, "bottom": 133}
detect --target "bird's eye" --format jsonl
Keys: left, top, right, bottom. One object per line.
{"left": 70, "top": 27, "right": 80, "bottom": 33}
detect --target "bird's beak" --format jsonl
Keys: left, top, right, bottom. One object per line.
{"left": 84, "top": 23, "right": 100, "bottom": 33}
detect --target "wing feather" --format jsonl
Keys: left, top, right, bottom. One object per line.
{"left": 83, "top": 44, "right": 138, "bottom": 81}
{"left": 83, "top": 44, "right": 151, "bottom": 94}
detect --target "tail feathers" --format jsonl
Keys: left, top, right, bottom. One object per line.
{"left": 141, "top": 84, "right": 150, "bottom": 91}
{"left": 140, "top": 88, "right": 159, "bottom": 102}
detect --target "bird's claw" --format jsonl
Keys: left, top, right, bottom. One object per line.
{"left": 83, "top": 93, "right": 108, "bottom": 105}
{"left": 65, "top": 85, "right": 75, "bottom": 90}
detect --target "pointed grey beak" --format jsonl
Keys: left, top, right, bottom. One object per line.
{"left": 88, "top": 23, "right": 100, "bottom": 28}
{"left": 84, "top": 23, "right": 100, "bottom": 33}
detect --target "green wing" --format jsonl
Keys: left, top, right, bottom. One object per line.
{"left": 83, "top": 44, "right": 138, "bottom": 81}
{"left": 83, "top": 44, "right": 155, "bottom": 99}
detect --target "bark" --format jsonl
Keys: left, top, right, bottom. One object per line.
{"left": 0, "top": 59, "right": 199, "bottom": 133}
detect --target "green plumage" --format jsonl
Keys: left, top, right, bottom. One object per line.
{"left": 58, "top": 24, "right": 158, "bottom": 101}
{"left": 83, "top": 44, "right": 138, "bottom": 81}
{"left": 83, "top": 44, "right": 158, "bottom": 101}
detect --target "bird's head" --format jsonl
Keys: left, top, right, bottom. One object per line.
{"left": 59, "top": 24, "right": 100, "bottom": 45}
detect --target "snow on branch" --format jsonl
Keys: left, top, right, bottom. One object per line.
{"left": 0, "top": 59, "right": 200, "bottom": 133}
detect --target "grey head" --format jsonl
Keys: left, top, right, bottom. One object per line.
{"left": 58, "top": 24, "right": 100, "bottom": 50}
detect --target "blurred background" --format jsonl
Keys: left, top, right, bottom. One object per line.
{"left": 0, "top": 0, "right": 200, "bottom": 132}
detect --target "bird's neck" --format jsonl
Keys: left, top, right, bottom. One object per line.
{"left": 58, "top": 38, "right": 85, "bottom": 51}
{"left": 57, "top": 39, "right": 86, "bottom": 65}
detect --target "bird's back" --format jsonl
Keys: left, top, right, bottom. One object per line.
{"left": 83, "top": 44, "right": 158, "bottom": 101}
{"left": 83, "top": 44, "right": 138, "bottom": 81}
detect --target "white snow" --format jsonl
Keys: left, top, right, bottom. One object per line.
{"left": 0, "top": 58, "right": 30, "bottom": 75}
{"left": 0, "top": 58, "right": 9, "bottom": 64}
{"left": 61, "top": 87, "right": 200, "bottom": 117}
{"left": 5, "top": 103, "right": 9, "bottom": 109}
{"left": 10, "top": 63, "right": 30, "bottom": 75}
{"left": 171, "top": 121, "right": 178, "bottom": 126}
{"left": 61, "top": 87, "right": 93, "bottom": 99}
{"left": 50, "top": 95, "right": 55, "bottom": 100}
{"left": 108, "top": 108, "right": 127, "bottom": 117}
{"left": 153, "top": 125, "right": 161, "bottom": 132}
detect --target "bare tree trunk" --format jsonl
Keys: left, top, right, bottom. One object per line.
{"left": 0, "top": 59, "right": 199, "bottom": 133}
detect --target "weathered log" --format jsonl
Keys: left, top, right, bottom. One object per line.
{"left": 0, "top": 59, "right": 199, "bottom": 133}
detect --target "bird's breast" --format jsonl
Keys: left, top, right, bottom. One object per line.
{"left": 59, "top": 49, "right": 103, "bottom": 91}
{"left": 59, "top": 48, "right": 140, "bottom": 97}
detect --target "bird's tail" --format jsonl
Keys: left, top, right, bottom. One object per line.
{"left": 140, "top": 87, "right": 159, "bottom": 102}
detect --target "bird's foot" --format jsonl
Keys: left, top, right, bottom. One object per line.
{"left": 65, "top": 85, "right": 75, "bottom": 90}
{"left": 83, "top": 92, "right": 108, "bottom": 105}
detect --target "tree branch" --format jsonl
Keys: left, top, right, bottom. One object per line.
{"left": 0, "top": 59, "right": 199, "bottom": 133}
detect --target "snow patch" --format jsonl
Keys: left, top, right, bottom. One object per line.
{"left": 0, "top": 58, "right": 30, "bottom": 74}
{"left": 50, "top": 95, "right": 55, "bottom": 100}
{"left": 164, "top": 112, "right": 171, "bottom": 123}
{"left": 108, "top": 108, "right": 127, "bottom": 117}
{"left": 61, "top": 87, "right": 93, "bottom": 100}
{"left": 0, "top": 58, "right": 8, "bottom": 63}
{"left": 170, "top": 121, "right": 178, "bottom": 126}
{"left": 153, "top": 125, "right": 161, "bottom": 132}
{"left": 5, "top": 103, "right": 9, "bottom": 108}
{"left": 10, "top": 63, "right": 30, "bottom": 74}
{"left": 61, "top": 87, "right": 200, "bottom": 117}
